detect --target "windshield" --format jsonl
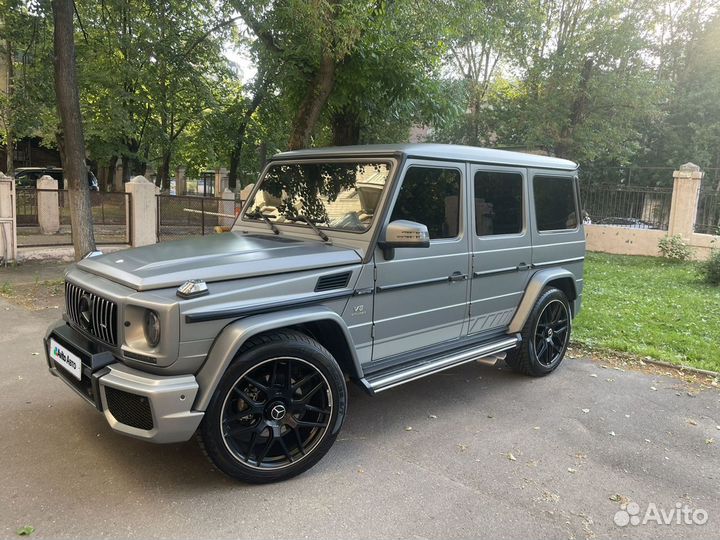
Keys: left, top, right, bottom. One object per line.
{"left": 241, "top": 161, "right": 391, "bottom": 233}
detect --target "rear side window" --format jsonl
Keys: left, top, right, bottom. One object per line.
{"left": 534, "top": 175, "right": 578, "bottom": 231}
{"left": 474, "top": 171, "right": 523, "bottom": 235}
{"left": 390, "top": 166, "right": 461, "bottom": 239}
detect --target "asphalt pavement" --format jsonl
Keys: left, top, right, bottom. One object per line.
{"left": 1, "top": 297, "right": 718, "bottom": 539}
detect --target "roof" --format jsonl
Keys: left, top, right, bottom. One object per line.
{"left": 272, "top": 143, "right": 578, "bottom": 171}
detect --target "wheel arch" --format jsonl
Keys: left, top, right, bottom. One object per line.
{"left": 193, "top": 306, "right": 360, "bottom": 411}
{"left": 508, "top": 268, "right": 577, "bottom": 334}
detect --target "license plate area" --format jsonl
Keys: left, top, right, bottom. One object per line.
{"left": 46, "top": 326, "right": 117, "bottom": 409}
{"left": 50, "top": 338, "right": 82, "bottom": 380}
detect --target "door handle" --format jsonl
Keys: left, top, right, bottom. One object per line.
{"left": 516, "top": 262, "right": 530, "bottom": 271}
{"left": 449, "top": 271, "right": 468, "bottom": 282}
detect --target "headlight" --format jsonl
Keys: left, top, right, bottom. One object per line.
{"left": 143, "top": 310, "right": 161, "bottom": 347}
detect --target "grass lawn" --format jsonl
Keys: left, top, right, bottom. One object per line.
{"left": 573, "top": 252, "right": 720, "bottom": 373}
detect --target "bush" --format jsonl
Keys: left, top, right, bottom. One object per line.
{"left": 702, "top": 249, "right": 720, "bottom": 285}
{"left": 658, "top": 235, "right": 694, "bottom": 261}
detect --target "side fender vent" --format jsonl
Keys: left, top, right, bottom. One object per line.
{"left": 315, "top": 272, "right": 352, "bottom": 292}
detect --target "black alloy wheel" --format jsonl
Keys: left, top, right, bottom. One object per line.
{"left": 505, "top": 287, "right": 571, "bottom": 376}
{"left": 200, "top": 330, "right": 347, "bottom": 483}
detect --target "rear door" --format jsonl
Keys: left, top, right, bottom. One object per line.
{"left": 371, "top": 160, "right": 471, "bottom": 360}
{"left": 468, "top": 165, "right": 532, "bottom": 334}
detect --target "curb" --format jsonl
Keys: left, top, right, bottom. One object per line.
{"left": 640, "top": 357, "right": 720, "bottom": 379}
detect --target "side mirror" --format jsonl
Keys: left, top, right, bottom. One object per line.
{"left": 378, "top": 220, "right": 430, "bottom": 260}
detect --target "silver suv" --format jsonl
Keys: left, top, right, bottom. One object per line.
{"left": 44, "top": 144, "right": 584, "bottom": 483}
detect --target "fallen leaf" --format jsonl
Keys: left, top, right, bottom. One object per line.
{"left": 581, "top": 408, "right": 590, "bottom": 414}
{"left": 404, "top": 426, "right": 413, "bottom": 431}
{"left": 428, "top": 414, "right": 437, "bottom": 419}
{"left": 533, "top": 426, "right": 540, "bottom": 430}
{"left": 706, "top": 438, "right": 715, "bottom": 445}
{"left": 507, "top": 452, "right": 517, "bottom": 461}
{"left": 650, "top": 386, "right": 657, "bottom": 391}
{"left": 688, "top": 419, "right": 698, "bottom": 426}
{"left": 609, "top": 431, "right": 616, "bottom": 436}
{"left": 590, "top": 374, "right": 598, "bottom": 378}
{"left": 457, "top": 444, "right": 468, "bottom": 452}
{"left": 567, "top": 467, "right": 576, "bottom": 473}
{"left": 16, "top": 526, "right": 34, "bottom": 537}
{"left": 31, "top": 352, "right": 39, "bottom": 356}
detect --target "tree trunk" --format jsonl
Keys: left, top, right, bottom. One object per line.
{"left": 228, "top": 148, "right": 241, "bottom": 190}
{"left": 160, "top": 149, "right": 171, "bottom": 192}
{"left": 288, "top": 52, "right": 336, "bottom": 150}
{"left": 331, "top": 109, "right": 361, "bottom": 146}
{"left": 4, "top": 38, "right": 14, "bottom": 175}
{"left": 53, "top": 0, "right": 95, "bottom": 259}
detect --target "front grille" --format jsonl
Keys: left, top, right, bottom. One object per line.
{"left": 104, "top": 386, "right": 154, "bottom": 430}
{"left": 65, "top": 282, "right": 118, "bottom": 346}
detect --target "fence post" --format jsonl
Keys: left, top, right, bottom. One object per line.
{"left": 0, "top": 172, "right": 17, "bottom": 263}
{"left": 37, "top": 175, "right": 60, "bottom": 234}
{"left": 668, "top": 163, "right": 703, "bottom": 238}
{"left": 219, "top": 188, "right": 235, "bottom": 227}
{"left": 176, "top": 167, "right": 186, "bottom": 195}
{"left": 125, "top": 175, "right": 159, "bottom": 246}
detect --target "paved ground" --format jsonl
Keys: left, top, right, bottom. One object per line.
{"left": 0, "top": 296, "right": 718, "bottom": 539}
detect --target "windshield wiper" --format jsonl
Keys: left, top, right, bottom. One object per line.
{"left": 288, "top": 214, "right": 330, "bottom": 242}
{"left": 246, "top": 210, "right": 280, "bottom": 235}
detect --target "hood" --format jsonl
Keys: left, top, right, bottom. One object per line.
{"left": 77, "top": 232, "right": 361, "bottom": 291}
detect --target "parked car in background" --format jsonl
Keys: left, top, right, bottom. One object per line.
{"left": 44, "top": 143, "right": 585, "bottom": 483}
{"left": 14, "top": 167, "right": 100, "bottom": 191}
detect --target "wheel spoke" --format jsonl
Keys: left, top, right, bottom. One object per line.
{"left": 276, "top": 430, "right": 294, "bottom": 463}
{"left": 296, "top": 420, "right": 327, "bottom": 428}
{"left": 244, "top": 375, "right": 269, "bottom": 394}
{"left": 298, "top": 382, "right": 324, "bottom": 404}
{"left": 292, "top": 372, "right": 316, "bottom": 392}
{"left": 256, "top": 432, "right": 275, "bottom": 463}
{"left": 292, "top": 427, "right": 306, "bottom": 455}
{"left": 304, "top": 403, "right": 331, "bottom": 415}
{"left": 536, "top": 340, "right": 548, "bottom": 360}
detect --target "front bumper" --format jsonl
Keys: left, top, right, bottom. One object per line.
{"left": 44, "top": 321, "right": 204, "bottom": 443}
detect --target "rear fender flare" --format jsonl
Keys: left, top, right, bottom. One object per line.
{"left": 508, "top": 268, "right": 577, "bottom": 333}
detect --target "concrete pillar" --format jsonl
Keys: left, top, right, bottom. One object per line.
{"left": 215, "top": 167, "right": 228, "bottom": 196}
{"left": 37, "top": 175, "right": 60, "bottom": 234}
{"left": 125, "top": 175, "right": 159, "bottom": 246}
{"left": 0, "top": 172, "right": 17, "bottom": 263}
{"left": 219, "top": 188, "right": 235, "bottom": 227}
{"left": 668, "top": 162, "right": 703, "bottom": 238}
{"left": 176, "top": 167, "right": 186, "bottom": 196}
{"left": 113, "top": 158, "right": 124, "bottom": 192}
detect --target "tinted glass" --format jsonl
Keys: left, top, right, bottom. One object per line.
{"left": 474, "top": 171, "right": 523, "bottom": 235}
{"left": 390, "top": 166, "right": 461, "bottom": 239}
{"left": 534, "top": 175, "right": 578, "bottom": 231}
{"left": 243, "top": 161, "right": 391, "bottom": 232}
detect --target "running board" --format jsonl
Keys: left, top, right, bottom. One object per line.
{"left": 359, "top": 335, "right": 520, "bottom": 395}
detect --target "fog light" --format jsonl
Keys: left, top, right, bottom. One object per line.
{"left": 144, "top": 310, "right": 161, "bottom": 347}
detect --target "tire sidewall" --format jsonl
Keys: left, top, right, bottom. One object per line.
{"left": 201, "top": 334, "right": 347, "bottom": 483}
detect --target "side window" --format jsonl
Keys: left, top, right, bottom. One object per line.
{"left": 390, "top": 166, "right": 461, "bottom": 239}
{"left": 534, "top": 175, "right": 578, "bottom": 231}
{"left": 474, "top": 171, "right": 523, "bottom": 236}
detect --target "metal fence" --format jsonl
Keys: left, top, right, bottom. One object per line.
{"left": 580, "top": 184, "right": 673, "bottom": 230}
{"left": 695, "top": 189, "right": 720, "bottom": 235}
{"left": 16, "top": 188, "right": 131, "bottom": 247}
{"left": 157, "top": 195, "right": 241, "bottom": 242}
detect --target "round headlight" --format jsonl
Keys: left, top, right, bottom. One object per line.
{"left": 144, "top": 310, "right": 161, "bottom": 347}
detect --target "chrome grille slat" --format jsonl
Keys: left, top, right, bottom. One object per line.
{"left": 64, "top": 281, "right": 118, "bottom": 346}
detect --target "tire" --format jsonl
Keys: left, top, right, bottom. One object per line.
{"left": 505, "top": 287, "right": 571, "bottom": 376}
{"left": 199, "top": 329, "right": 347, "bottom": 483}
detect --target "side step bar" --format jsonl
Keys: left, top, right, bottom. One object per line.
{"left": 359, "top": 335, "right": 520, "bottom": 395}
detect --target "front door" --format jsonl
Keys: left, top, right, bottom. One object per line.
{"left": 371, "top": 161, "right": 471, "bottom": 361}
{"left": 468, "top": 166, "right": 532, "bottom": 334}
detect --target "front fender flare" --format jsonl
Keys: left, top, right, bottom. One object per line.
{"left": 193, "top": 306, "right": 359, "bottom": 411}
{"left": 508, "top": 268, "right": 577, "bottom": 333}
